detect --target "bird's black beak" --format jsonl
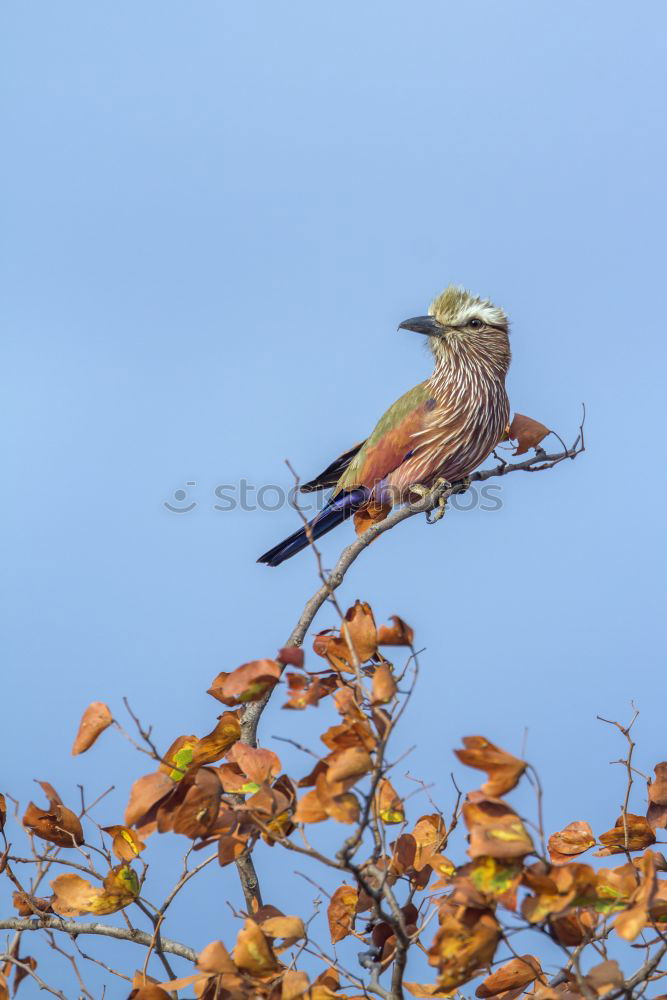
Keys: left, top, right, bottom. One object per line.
{"left": 398, "top": 315, "right": 443, "bottom": 336}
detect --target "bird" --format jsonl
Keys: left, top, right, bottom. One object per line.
{"left": 258, "top": 284, "right": 511, "bottom": 567}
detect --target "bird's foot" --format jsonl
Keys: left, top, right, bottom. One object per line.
{"left": 410, "top": 478, "right": 452, "bottom": 523}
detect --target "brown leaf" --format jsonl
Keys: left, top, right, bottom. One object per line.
{"left": 294, "top": 788, "right": 328, "bottom": 824}
{"left": 371, "top": 663, "right": 397, "bottom": 705}
{"left": 282, "top": 969, "right": 310, "bottom": 1000}
{"left": 71, "top": 702, "right": 113, "bottom": 755}
{"left": 615, "top": 850, "right": 658, "bottom": 940}
{"left": 353, "top": 499, "right": 391, "bottom": 535}
{"left": 455, "top": 736, "right": 527, "bottom": 796}
{"left": 0, "top": 972, "right": 8, "bottom": 1000}
{"left": 548, "top": 821, "right": 596, "bottom": 864}
{"left": 586, "top": 960, "right": 623, "bottom": 994}
{"left": 208, "top": 660, "right": 282, "bottom": 706}
{"left": 102, "top": 825, "right": 146, "bottom": 862}
{"left": 229, "top": 744, "right": 282, "bottom": 786}
{"left": 326, "top": 746, "right": 372, "bottom": 784}
{"left": 428, "top": 907, "right": 501, "bottom": 992}
{"left": 125, "top": 771, "right": 174, "bottom": 829}
{"left": 476, "top": 955, "right": 542, "bottom": 997}
{"left": 464, "top": 795, "right": 534, "bottom": 860}
{"left": 377, "top": 615, "right": 414, "bottom": 646}
{"left": 327, "top": 884, "right": 358, "bottom": 943}
{"left": 158, "top": 768, "right": 222, "bottom": 839}
{"left": 277, "top": 646, "right": 304, "bottom": 669}
{"left": 233, "top": 919, "right": 278, "bottom": 977}
{"left": 508, "top": 413, "right": 551, "bottom": 455}
{"left": 198, "top": 939, "right": 237, "bottom": 974}
{"left": 261, "top": 915, "right": 306, "bottom": 946}
{"left": 22, "top": 783, "right": 84, "bottom": 848}
{"left": 596, "top": 814, "right": 656, "bottom": 855}
{"left": 648, "top": 762, "right": 667, "bottom": 830}
{"left": 283, "top": 672, "right": 338, "bottom": 710}
{"left": 51, "top": 865, "right": 138, "bottom": 916}
{"left": 313, "top": 602, "right": 378, "bottom": 671}
{"left": 12, "top": 892, "right": 52, "bottom": 916}
{"left": 128, "top": 987, "right": 173, "bottom": 1000}
{"left": 0, "top": 793, "right": 6, "bottom": 833}
{"left": 549, "top": 909, "right": 597, "bottom": 946}
{"left": 191, "top": 713, "right": 241, "bottom": 766}
{"left": 376, "top": 778, "right": 405, "bottom": 825}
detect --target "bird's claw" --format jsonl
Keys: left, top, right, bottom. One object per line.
{"left": 411, "top": 478, "right": 451, "bottom": 524}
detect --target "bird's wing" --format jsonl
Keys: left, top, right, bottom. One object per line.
{"left": 300, "top": 441, "right": 367, "bottom": 493}
{"left": 335, "top": 382, "right": 433, "bottom": 492}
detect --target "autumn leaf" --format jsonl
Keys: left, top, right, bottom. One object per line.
{"left": 0, "top": 794, "right": 6, "bottom": 833}
{"left": 648, "top": 762, "right": 667, "bottom": 830}
{"left": 327, "top": 884, "right": 358, "bottom": 943}
{"left": 596, "top": 814, "right": 656, "bottom": 855}
{"left": 51, "top": 865, "right": 138, "bottom": 916}
{"left": 282, "top": 969, "right": 310, "bottom": 1000}
{"left": 428, "top": 907, "right": 501, "bottom": 992}
{"left": 476, "top": 954, "right": 543, "bottom": 997}
{"left": 586, "top": 960, "right": 623, "bottom": 994}
{"left": 464, "top": 794, "right": 534, "bottom": 860}
{"left": 376, "top": 779, "right": 405, "bottom": 825}
{"left": 615, "top": 850, "right": 658, "bottom": 940}
{"left": 208, "top": 660, "right": 282, "bottom": 706}
{"left": 455, "top": 736, "right": 527, "bottom": 796}
{"left": 233, "top": 919, "right": 278, "bottom": 977}
{"left": 125, "top": 771, "right": 175, "bottom": 830}
{"left": 12, "top": 891, "right": 52, "bottom": 916}
{"left": 157, "top": 767, "right": 222, "bottom": 839}
{"left": 353, "top": 499, "right": 391, "bottom": 535}
{"left": 548, "top": 821, "right": 596, "bottom": 864}
{"left": 191, "top": 712, "right": 241, "bottom": 766}
{"left": 326, "top": 746, "right": 372, "bottom": 785}
{"left": 371, "top": 663, "right": 397, "bottom": 705}
{"left": 22, "top": 782, "right": 84, "bottom": 848}
{"left": 228, "top": 744, "right": 282, "bottom": 786}
{"left": 71, "top": 702, "right": 113, "bottom": 755}
{"left": 377, "top": 615, "right": 414, "bottom": 646}
{"left": 261, "top": 914, "right": 306, "bottom": 948}
{"left": 508, "top": 413, "right": 551, "bottom": 455}
{"left": 102, "top": 825, "right": 146, "bottom": 862}
{"left": 313, "top": 602, "right": 378, "bottom": 671}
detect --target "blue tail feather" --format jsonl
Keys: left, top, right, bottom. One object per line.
{"left": 257, "top": 489, "right": 369, "bottom": 567}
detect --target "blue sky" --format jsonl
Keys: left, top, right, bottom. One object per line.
{"left": 2, "top": 0, "right": 667, "bottom": 993}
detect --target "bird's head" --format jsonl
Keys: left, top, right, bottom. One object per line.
{"left": 399, "top": 285, "right": 510, "bottom": 370}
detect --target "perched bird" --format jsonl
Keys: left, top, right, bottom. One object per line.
{"left": 258, "top": 285, "right": 511, "bottom": 567}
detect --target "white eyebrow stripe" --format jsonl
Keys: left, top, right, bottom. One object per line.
{"left": 456, "top": 302, "right": 507, "bottom": 327}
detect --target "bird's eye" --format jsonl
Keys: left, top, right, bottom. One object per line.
{"left": 468, "top": 318, "right": 483, "bottom": 329}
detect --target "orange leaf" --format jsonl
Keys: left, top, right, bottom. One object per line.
{"left": 648, "top": 762, "right": 667, "bottom": 830}
{"left": 476, "top": 955, "right": 542, "bottom": 997}
{"left": 22, "top": 783, "right": 84, "bottom": 848}
{"left": 229, "top": 744, "right": 281, "bottom": 785}
{"left": 327, "top": 884, "right": 358, "bottom": 944}
{"left": 372, "top": 663, "right": 397, "bottom": 705}
{"left": 596, "top": 814, "right": 656, "bottom": 855}
{"left": 208, "top": 660, "right": 281, "bottom": 706}
{"left": 191, "top": 713, "right": 241, "bottom": 765}
{"left": 377, "top": 615, "right": 414, "bottom": 646}
{"left": 233, "top": 919, "right": 278, "bottom": 977}
{"left": 455, "top": 736, "right": 526, "bottom": 796}
{"left": 508, "top": 413, "right": 550, "bottom": 455}
{"left": 71, "top": 702, "right": 113, "bottom": 755}
{"left": 102, "top": 825, "right": 146, "bottom": 862}
{"left": 125, "top": 771, "right": 174, "bottom": 829}
{"left": 353, "top": 500, "right": 391, "bottom": 535}
{"left": 548, "top": 821, "right": 596, "bottom": 864}
{"left": 376, "top": 779, "right": 405, "bottom": 825}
